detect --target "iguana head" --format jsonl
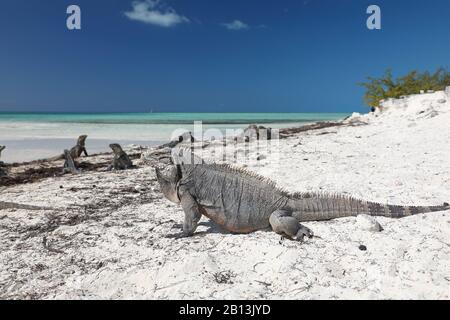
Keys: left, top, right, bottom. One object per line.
{"left": 77, "top": 135, "right": 88, "bottom": 146}
{"left": 109, "top": 143, "right": 123, "bottom": 154}
{"left": 155, "top": 165, "right": 181, "bottom": 203}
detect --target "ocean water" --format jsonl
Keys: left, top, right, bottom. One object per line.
{"left": 0, "top": 113, "right": 347, "bottom": 163}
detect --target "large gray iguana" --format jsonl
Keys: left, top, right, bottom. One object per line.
{"left": 155, "top": 157, "right": 450, "bottom": 241}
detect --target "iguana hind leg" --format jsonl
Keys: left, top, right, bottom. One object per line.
{"left": 269, "top": 209, "right": 314, "bottom": 241}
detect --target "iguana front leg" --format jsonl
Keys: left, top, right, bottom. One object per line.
{"left": 180, "top": 192, "right": 202, "bottom": 237}
{"left": 82, "top": 147, "right": 88, "bottom": 157}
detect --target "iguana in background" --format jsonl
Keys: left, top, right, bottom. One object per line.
{"left": 155, "top": 156, "right": 450, "bottom": 241}
{"left": 107, "top": 143, "right": 133, "bottom": 170}
{"left": 50, "top": 135, "right": 89, "bottom": 161}
{"left": 62, "top": 149, "right": 80, "bottom": 174}
{"left": 0, "top": 145, "right": 6, "bottom": 176}
{"left": 69, "top": 135, "right": 89, "bottom": 159}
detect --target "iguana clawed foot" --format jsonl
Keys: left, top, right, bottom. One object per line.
{"left": 295, "top": 225, "right": 314, "bottom": 242}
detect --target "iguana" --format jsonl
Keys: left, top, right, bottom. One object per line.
{"left": 0, "top": 145, "right": 6, "bottom": 176}
{"left": 69, "top": 135, "right": 89, "bottom": 159}
{"left": 50, "top": 135, "right": 89, "bottom": 161}
{"left": 155, "top": 161, "right": 450, "bottom": 241}
{"left": 62, "top": 149, "right": 80, "bottom": 174}
{"left": 240, "top": 124, "right": 273, "bottom": 141}
{"left": 107, "top": 143, "right": 133, "bottom": 170}
{"left": 158, "top": 132, "right": 196, "bottom": 150}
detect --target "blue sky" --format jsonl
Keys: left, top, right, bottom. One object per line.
{"left": 1, "top": 0, "right": 449, "bottom": 113}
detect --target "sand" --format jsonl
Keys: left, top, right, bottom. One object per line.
{"left": 0, "top": 91, "right": 449, "bottom": 299}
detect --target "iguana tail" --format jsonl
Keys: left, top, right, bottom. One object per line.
{"left": 47, "top": 154, "right": 65, "bottom": 161}
{"left": 288, "top": 193, "right": 450, "bottom": 221}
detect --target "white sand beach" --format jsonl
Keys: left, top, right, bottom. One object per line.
{"left": 0, "top": 91, "right": 449, "bottom": 299}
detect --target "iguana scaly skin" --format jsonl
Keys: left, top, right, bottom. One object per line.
{"left": 156, "top": 162, "right": 450, "bottom": 240}
{"left": 107, "top": 144, "right": 133, "bottom": 170}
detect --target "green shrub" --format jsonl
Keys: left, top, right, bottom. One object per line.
{"left": 359, "top": 68, "right": 450, "bottom": 108}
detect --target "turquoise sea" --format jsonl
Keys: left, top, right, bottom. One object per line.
{"left": 0, "top": 112, "right": 346, "bottom": 124}
{"left": 0, "top": 113, "right": 348, "bottom": 162}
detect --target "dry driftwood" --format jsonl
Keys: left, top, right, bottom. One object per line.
{"left": 279, "top": 121, "right": 346, "bottom": 137}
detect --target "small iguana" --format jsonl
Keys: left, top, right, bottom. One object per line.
{"left": 50, "top": 135, "right": 89, "bottom": 161}
{"left": 107, "top": 143, "right": 133, "bottom": 170}
{"left": 155, "top": 160, "right": 450, "bottom": 241}
{"left": 0, "top": 145, "right": 6, "bottom": 176}
{"left": 158, "top": 132, "right": 196, "bottom": 150}
{"left": 62, "top": 149, "right": 80, "bottom": 174}
{"left": 69, "top": 135, "right": 89, "bottom": 159}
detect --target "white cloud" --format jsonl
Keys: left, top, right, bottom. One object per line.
{"left": 222, "top": 20, "right": 249, "bottom": 31}
{"left": 125, "top": 0, "right": 189, "bottom": 28}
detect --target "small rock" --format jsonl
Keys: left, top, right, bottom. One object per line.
{"left": 356, "top": 214, "right": 383, "bottom": 232}
{"left": 394, "top": 180, "right": 403, "bottom": 186}
{"left": 437, "top": 99, "right": 446, "bottom": 104}
{"left": 359, "top": 245, "right": 367, "bottom": 251}
{"left": 256, "top": 155, "right": 266, "bottom": 161}
{"left": 134, "top": 185, "right": 145, "bottom": 192}
{"left": 427, "top": 110, "right": 439, "bottom": 118}
{"left": 213, "top": 271, "right": 236, "bottom": 284}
